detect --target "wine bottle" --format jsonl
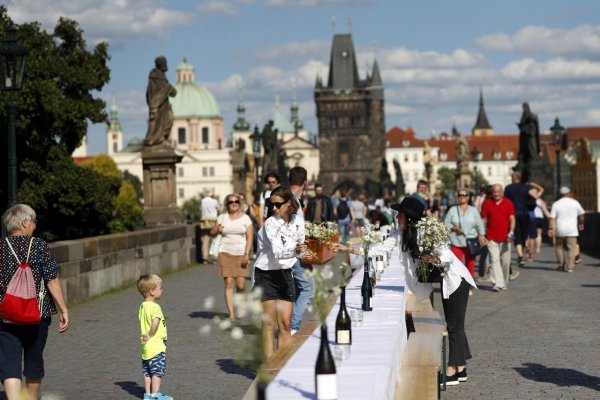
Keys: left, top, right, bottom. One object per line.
{"left": 335, "top": 286, "right": 351, "bottom": 345}
{"left": 376, "top": 255, "right": 384, "bottom": 273}
{"left": 315, "top": 324, "right": 337, "bottom": 400}
{"left": 361, "top": 259, "right": 373, "bottom": 311}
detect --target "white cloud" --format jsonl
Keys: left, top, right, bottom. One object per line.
{"left": 197, "top": 1, "right": 239, "bottom": 16}
{"left": 6, "top": 0, "right": 192, "bottom": 47}
{"left": 501, "top": 58, "right": 600, "bottom": 80}
{"left": 266, "top": 0, "right": 375, "bottom": 6}
{"left": 254, "top": 40, "right": 330, "bottom": 62}
{"left": 477, "top": 25, "right": 600, "bottom": 57}
{"left": 380, "top": 47, "right": 487, "bottom": 69}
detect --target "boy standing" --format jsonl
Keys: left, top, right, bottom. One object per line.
{"left": 137, "top": 274, "right": 173, "bottom": 400}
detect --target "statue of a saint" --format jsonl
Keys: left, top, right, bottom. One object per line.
{"left": 261, "top": 120, "right": 279, "bottom": 173}
{"left": 455, "top": 133, "right": 469, "bottom": 173}
{"left": 144, "top": 56, "right": 177, "bottom": 147}
{"left": 516, "top": 102, "right": 540, "bottom": 163}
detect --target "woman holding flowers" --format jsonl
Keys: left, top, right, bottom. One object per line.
{"left": 335, "top": 197, "right": 477, "bottom": 386}
{"left": 253, "top": 186, "right": 306, "bottom": 357}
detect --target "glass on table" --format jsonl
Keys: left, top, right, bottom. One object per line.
{"left": 332, "top": 344, "right": 351, "bottom": 367}
{"left": 349, "top": 308, "right": 363, "bottom": 327}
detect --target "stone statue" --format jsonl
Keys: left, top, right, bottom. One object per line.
{"left": 455, "top": 132, "right": 469, "bottom": 174}
{"left": 393, "top": 158, "right": 406, "bottom": 198}
{"left": 261, "top": 120, "right": 279, "bottom": 173}
{"left": 516, "top": 102, "right": 540, "bottom": 163}
{"left": 144, "top": 56, "right": 177, "bottom": 147}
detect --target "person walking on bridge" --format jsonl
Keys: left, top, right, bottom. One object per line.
{"left": 548, "top": 187, "right": 585, "bottom": 273}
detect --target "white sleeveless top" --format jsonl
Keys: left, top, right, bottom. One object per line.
{"left": 217, "top": 213, "right": 252, "bottom": 255}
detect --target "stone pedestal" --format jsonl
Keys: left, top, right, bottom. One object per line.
{"left": 523, "top": 158, "right": 554, "bottom": 195}
{"left": 142, "top": 145, "right": 183, "bottom": 226}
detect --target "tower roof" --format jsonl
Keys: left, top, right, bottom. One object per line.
{"left": 370, "top": 60, "right": 383, "bottom": 87}
{"left": 473, "top": 88, "right": 492, "bottom": 132}
{"left": 327, "top": 34, "right": 360, "bottom": 90}
{"left": 170, "top": 58, "right": 221, "bottom": 119}
{"left": 107, "top": 99, "right": 122, "bottom": 132}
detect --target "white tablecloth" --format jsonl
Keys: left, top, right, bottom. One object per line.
{"left": 267, "top": 249, "right": 407, "bottom": 399}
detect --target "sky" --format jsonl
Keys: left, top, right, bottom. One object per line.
{"left": 5, "top": 0, "right": 600, "bottom": 155}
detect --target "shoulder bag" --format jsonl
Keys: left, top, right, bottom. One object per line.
{"left": 458, "top": 206, "right": 481, "bottom": 256}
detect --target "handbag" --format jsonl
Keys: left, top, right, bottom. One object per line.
{"left": 456, "top": 206, "right": 482, "bottom": 257}
{"left": 209, "top": 234, "right": 221, "bottom": 258}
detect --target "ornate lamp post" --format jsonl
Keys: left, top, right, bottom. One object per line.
{"left": 250, "top": 125, "right": 262, "bottom": 199}
{"left": 550, "top": 117, "right": 566, "bottom": 199}
{"left": 0, "top": 24, "right": 28, "bottom": 206}
{"left": 471, "top": 146, "right": 482, "bottom": 192}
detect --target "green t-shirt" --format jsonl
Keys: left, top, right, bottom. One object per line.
{"left": 139, "top": 301, "right": 167, "bottom": 360}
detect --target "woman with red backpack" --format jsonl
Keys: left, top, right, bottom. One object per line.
{"left": 0, "top": 204, "right": 69, "bottom": 400}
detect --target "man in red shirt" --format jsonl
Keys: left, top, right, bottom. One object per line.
{"left": 481, "top": 184, "right": 516, "bottom": 291}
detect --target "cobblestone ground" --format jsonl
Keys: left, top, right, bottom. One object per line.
{"left": 4, "top": 263, "right": 255, "bottom": 400}
{"left": 436, "top": 243, "right": 600, "bottom": 400}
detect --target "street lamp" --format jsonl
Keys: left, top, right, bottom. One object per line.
{"left": 250, "top": 125, "right": 262, "bottom": 199}
{"left": 424, "top": 161, "right": 433, "bottom": 192}
{"left": 0, "top": 23, "right": 28, "bottom": 206}
{"left": 550, "top": 117, "right": 566, "bottom": 199}
{"left": 471, "top": 146, "right": 482, "bottom": 192}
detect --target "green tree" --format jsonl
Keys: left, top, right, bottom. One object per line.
{"left": 109, "top": 181, "right": 144, "bottom": 232}
{"left": 436, "top": 167, "right": 459, "bottom": 194}
{"left": 18, "top": 147, "right": 119, "bottom": 241}
{"left": 0, "top": 8, "right": 110, "bottom": 210}
{"left": 81, "top": 154, "right": 121, "bottom": 180}
{"left": 182, "top": 195, "right": 202, "bottom": 223}
{"left": 123, "top": 170, "right": 143, "bottom": 202}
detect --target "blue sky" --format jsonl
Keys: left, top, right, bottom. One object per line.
{"left": 6, "top": 0, "right": 600, "bottom": 154}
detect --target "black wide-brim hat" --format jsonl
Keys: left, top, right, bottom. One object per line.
{"left": 390, "top": 196, "right": 425, "bottom": 223}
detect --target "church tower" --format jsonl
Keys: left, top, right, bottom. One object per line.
{"left": 107, "top": 99, "right": 123, "bottom": 155}
{"left": 472, "top": 87, "right": 494, "bottom": 136}
{"left": 314, "top": 33, "right": 385, "bottom": 193}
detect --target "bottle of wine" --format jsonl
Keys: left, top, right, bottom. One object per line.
{"left": 315, "top": 324, "right": 337, "bottom": 400}
{"left": 361, "top": 259, "right": 373, "bottom": 311}
{"left": 335, "top": 286, "right": 351, "bottom": 345}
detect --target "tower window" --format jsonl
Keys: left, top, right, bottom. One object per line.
{"left": 338, "top": 140, "right": 350, "bottom": 167}
{"left": 202, "top": 127, "right": 209, "bottom": 144}
{"left": 179, "top": 188, "right": 184, "bottom": 198}
{"left": 178, "top": 128, "right": 186, "bottom": 144}
{"left": 113, "top": 142, "right": 118, "bottom": 153}
{"left": 178, "top": 168, "right": 184, "bottom": 177}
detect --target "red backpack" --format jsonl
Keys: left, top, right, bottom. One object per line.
{"left": 0, "top": 238, "right": 44, "bottom": 324}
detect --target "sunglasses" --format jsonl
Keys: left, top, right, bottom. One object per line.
{"left": 458, "top": 194, "right": 468, "bottom": 197}
{"left": 227, "top": 200, "right": 240, "bottom": 205}
{"left": 267, "top": 180, "right": 277, "bottom": 184}
{"left": 271, "top": 200, "right": 288, "bottom": 209}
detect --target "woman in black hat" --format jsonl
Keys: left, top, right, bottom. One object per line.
{"left": 335, "top": 196, "right": 477, "bottom": 386}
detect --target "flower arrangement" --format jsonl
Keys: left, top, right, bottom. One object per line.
{"left": 305, "top": 264, "right": 341, "bottom": 323}
{"left": 359, "top": 222, "right": 379, "bottom": 256}
{"left": 302, "top": 222, "right": 339, "bottom": 265}
{"left": 414, "top": 216, "right": 451, "bottom": 282}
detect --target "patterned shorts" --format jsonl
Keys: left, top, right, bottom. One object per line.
{"left": 141, "top": 352, "right": 167, "bottom": 377}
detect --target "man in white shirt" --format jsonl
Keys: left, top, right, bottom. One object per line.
{"left": 200, "top": 193, "right": 220, "bottom": 263}
{"left": 548, "top": 187, "right": 585, "bottom": 272}
{"left": 288, "top": 166, "right": 311, "bottom": 335}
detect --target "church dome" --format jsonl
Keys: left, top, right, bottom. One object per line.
{"left": 169, "top": 58, "right": 221, "bottom": 119}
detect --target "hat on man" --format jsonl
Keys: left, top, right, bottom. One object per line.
{"left": 390, "top": 197, "right": 425, "bottom": 223}
{"left": 559, "top": 186, "right": 571, "bottom": 195}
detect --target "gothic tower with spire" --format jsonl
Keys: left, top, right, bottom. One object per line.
{"left": 472, "top": 88, "right": 494, "bottom": 136}
{"left": 314, "top": 33, "right": 385, "bottom": 193}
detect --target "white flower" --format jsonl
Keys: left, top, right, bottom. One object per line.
{"left": 230, "top": 327, "right": 244, "bottom": 340}
{"left": 199, "top": 324, "right": 212, "bottom": 335}
{"left": 219, "top": 319, "right": 232, "bottom": 330}
{"left": 204, "top": 296, "right": 215, "bottom": 309}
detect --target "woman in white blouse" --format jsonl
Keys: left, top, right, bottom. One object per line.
{"left": 253, "top": 186, "right": 306, "bottom": 358}
{"left": 336, "top": 197, "right": 477, "bottom": 386}
{"left": 210, "top": 194, "right": 254, "bottom": 321}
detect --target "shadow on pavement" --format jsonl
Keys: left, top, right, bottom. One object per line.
{"left": 216, "top": 358, "right": 255, "bottom": 380}
{"left": 581, "top": 284, "right": 600, "bottom": 288}
{"left": 188, "top": 311, "right": 229, "bottom": 319}
{"left": 514, "top": 363, "right": 600, "bottom": 391}
{"left": 115, "top": 380, "right": 145, "bottom": 397}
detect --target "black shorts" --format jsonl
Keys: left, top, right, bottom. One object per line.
{"left": 253, "top": 268, "right": 296, "bottom": 302}
{"left": 514, "top": 214, "right": 529, "bottom": 247}
{"left": 0, "top": 318, "right": 51, "bottom": 380}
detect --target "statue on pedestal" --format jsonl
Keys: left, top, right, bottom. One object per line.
{"left": 144, "top": 56, "right": 177, "bottom": 147}
{"left": 261, "top": 120, "right": 279, "bottom": 175}
{"left": 517, "top": 102, "right": 540, "bottom": 164}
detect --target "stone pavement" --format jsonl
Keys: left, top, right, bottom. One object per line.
{"left": 436, "top": 243, "right": 600, "bottom": 400}
{"left": 9, "top": 263, "right": 256, "bottom": 400}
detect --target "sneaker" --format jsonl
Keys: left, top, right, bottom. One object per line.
{"left": 477, "top": 276, "right": 491, "bottom": 283}
{"left": 567, "top": 269, "right": 574, "bottom": 273}
{"left": 154, "top": 393, "right": 173, "bottom": 400}
{"left": 556, "top": 265, "right": 565, "bottom": 271}
{"left": 518, "top": 257, "right": 525, "bottom": 268}
{"left": 458, "top": 368, "right": 468, "bottom": 382}
{"left": 143, "top": 395, "right": 154, "bottom": 400}
{"left": 575, "top": 254, "right": 582, "bottom": 264}
{"left": 509, "top": 270, "right": 520, "bottom": 280}
{"left": 492, "top": 286, "right": 501, "bottom": 292}
{"left": 445, "top": 372, "right": 460, "bottom": 386}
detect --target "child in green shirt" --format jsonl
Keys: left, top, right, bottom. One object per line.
{"left": 137, "top": 274, "right": 172, "bottom": 400}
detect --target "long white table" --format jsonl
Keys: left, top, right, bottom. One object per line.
{"left": 267, "top": 249, "right": 407, "bottom": 399}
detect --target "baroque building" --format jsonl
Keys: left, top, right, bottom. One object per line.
{"left": 314, "top": 33, "right": 385, "bottom": 194}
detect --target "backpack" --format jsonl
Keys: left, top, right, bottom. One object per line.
{"left": 336, "top": 199, "right": 350, "bottom": 220}
{"left": 0, "top": 238, "right": 44, "bottom": 324}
